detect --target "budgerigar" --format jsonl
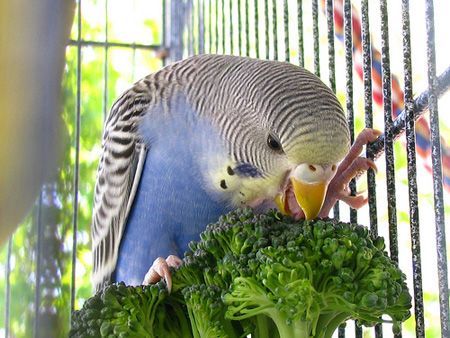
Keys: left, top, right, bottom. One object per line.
{"left": 92, "top": 55, "right": 378, "bottom": 292}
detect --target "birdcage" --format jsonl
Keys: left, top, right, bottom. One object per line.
{"left": 1, "top": 0, "right": 449, "bottom": 337}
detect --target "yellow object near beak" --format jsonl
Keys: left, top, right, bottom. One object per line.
{"left": 291, "top": 177, "right": 328, "bottom": 220}
{"left": 274, "top": 193, "right": 288, "bottom": 216}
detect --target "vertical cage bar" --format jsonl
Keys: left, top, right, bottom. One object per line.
{"left": 254, "top": 0, "right": 259, "bottom": 58}
{"left": 361, "top": 0, "right": 375, "bottom": 335}
{"left": 5, "top": 237, "right": 12, "bottom": 338}
{"left": 169, "top": 0, "right": 184, "bottom": 62}
{"left": 131, "top": 0, "right": 137, "bottom": 76}
{"left": 34, "top": 194, "right": 43, "bottom": 338}
{"left": 272, "top": 0, "right": 278, "bottom": 60}
{"left": 360, "top": 0, "right": 377, "bottom": 236}
{"left": 325, "top": 0, "right": 339, "bottom": 218}
{"left": 222, "top": 0, "right": 226, "bottom": 53}
{"left": 103, "top": 0, "right": 109, "bottom": 121}
{"left": 245, "top": 0, "right": 249, "bottom": 56}
{"left": 265, "top": 0, "right": 269, "bottom": 59}
{"left": 312, "top": 0, "right": 320, "bottom": 76}
{"left": 230, "top": 0, "right": 234, "bottom": 54}
{"left": 325, "top": 0, "right": 336, "bottom": 93}
{"left": 238, "top": 0, "right": 242, "bottom": 55}
{"left": 344, "top": 0, "right": 356, "bottom": 225}
{"left": 163, "top": 0, "right": 167, "bottom": 65}
{"left": 401, "top": 0, "right": 425, "bottom": 336}
{"left": 342, "top": 2, "right": 353, "bottom": 333}
{"left": 379, "top": 0, "right": 398, "bottom": 263}
{"left": 215, "top": 0, "right": 219, "bottom": 53}
{"left": 187, "top": 0, "right": 194, "bottom": 56}
{"left": 283, "top": 0, "right": 290, "bottom": 62}
{"left": 425, "top": 1, "right": 450, "bottom": 336}
{"left": 208, "top": 0, "right": 212, "bottom": 53}
{"left": 199, "top": 0, "right": 205, "bottom": 54}
{"left": 71, "top": 0, "right": 82, "bottom": 314}
{"left": 297, "top": 0, "right": 303, "bottom": 67}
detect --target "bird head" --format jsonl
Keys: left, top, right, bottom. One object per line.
{"left": 191, "top": 55, "right": 350, "bottom": 219}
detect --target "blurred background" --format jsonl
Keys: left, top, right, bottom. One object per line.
{"left": 0, "top": 0, "right": 448, "bottom": 337}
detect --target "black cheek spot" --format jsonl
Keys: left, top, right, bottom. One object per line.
{"left": 227, "top": 166, "right": 235, "bottom": 175}
{"left": 220, "top": 179, "right": 228, "bottom": 189}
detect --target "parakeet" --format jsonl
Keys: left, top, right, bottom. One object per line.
{"left": 92, "top": 54, "right": 377, "bottom": 292}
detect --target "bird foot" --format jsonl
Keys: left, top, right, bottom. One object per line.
{"left": 142, "top": 255, "right": 183, "bottom": 292}
{"left": 318, "top": 128, "right": 381, "bottom": 218}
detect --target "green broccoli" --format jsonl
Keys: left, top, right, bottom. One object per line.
{"left": 177, "top": 209, "right": 411, "bottom": 338}
{"left": 69, "top": 281, "right": 190, "bottom": 338}
{"left": 71, "top": 208, "right": 411, "bottom": 338}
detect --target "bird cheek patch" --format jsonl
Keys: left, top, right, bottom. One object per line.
{"left": 233, "top": 163, "right": 263, "bottom": 178}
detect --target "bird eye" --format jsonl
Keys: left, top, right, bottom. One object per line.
{"left": 267, "top": 134, "right": 282, "bottom": 152}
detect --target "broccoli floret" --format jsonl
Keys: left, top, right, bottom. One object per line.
{"left": 221, "top": 215, "right": 411, "bottom": 338}
{"left": 69, "top": 281, "right": 190, "bottom": 338}
{"left": 182, "top": 284, "right": 245, "bottom": 338}
{"left": 72, "top": 208, "right": 411, "bottom": 338}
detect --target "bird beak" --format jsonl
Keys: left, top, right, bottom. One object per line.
{"left": 274, "top": 164, "right": 334, "bottom": 220}
{"left": 290, "top": 177, "right": 328, "bottom": 220}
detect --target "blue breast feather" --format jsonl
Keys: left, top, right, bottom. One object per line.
{"left": 114, "top": 98, "right": 232, "bottom": 285}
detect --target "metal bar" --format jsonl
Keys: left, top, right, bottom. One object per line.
{"left": 283, "top": 0, "right": 290, "bottom": 62}
{"left": 325, "top": 0, "right": 338, "bottom": 218}
{"left": 425, "top": 1, "right": 450, "bottom": 336}
{"left": 222, "top": 0, "right": 226, "bottom": 53}
{"left": 131, "top": 0, "right": 137, "bottom": 78}
{"left": 172, "top": 0, "right": 185, "bottom": 61}
{"left": 265, "top": 0, "right": 269, "bottom": 59}
{"left": 209, "top": 0, "right": 212, "bottom": 53}
{"left": 5, "top": 237, "right": 12, "bottom": 338}
{"left": 272, "top": 0, "right": 278, "bottom": 60}
{"left": 67, "top": 39, "right": 163, "bottom": 50}
{"left": 162, "top": 0, "right": 167, "bottom": 65}
{"left": 312, "top": 0, "right": 320, "bottom": 76}
{"left": 368, "top": 67, "right": 450, "bottom": 160}
{"left": 230, "top": 0, "right": 234, "bottom": 54}
{"left": 245, "top": 0, "right": 249, "bottom": 56}
{"left": 401, "top": 0, "right": 425, "bottom": 336}
{"left": 297, "top": 0, "right": 303, "bottom": 67}
{"left": 103, "top": 0, "right": 109, "bottom": 121}
{"left": 71, "top": 0, "right": 82, "bottom": 314}
{"left": 187, "top": 0, "right": 194, "bottom": 56}
{"left": 344, "top": 0, "right": 356, "bottom": 226}
{"left": 326, "top": 0, "right": 336, "bottom": 92}
{"left": 342, "top": 1, "right": 353, "bottom": 335}
{"left": 360, "top": 0, "right": 377, "bottom": 238}
{"left": 34, "top": 192, "right": 43, "bottom": 338}
{"left": 215, "top": 0, "right": 219, "bottom": 53}
{"left": 238, "top": 0, "right": 242, "bottom": 55}
{"left": 379, "top": 0, "right": 395, "bottom": 336}
{"left": 199, "top": 0, "right": 205, "bottom": 54}
{"left": 380, "top": 0, "right": 398, "bottom": 265}
{"left": 361, "top": 1, "right": 377, "bottom": 335}
{"left": 254, "top": 0, "right": 259, "bottom": 58}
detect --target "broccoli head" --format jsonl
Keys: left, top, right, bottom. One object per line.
{"left": 72, "top": 208, "right": 411, "bottom": 338}
{"left": 69, "top": 281, "right": 190, "bottom": 338}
